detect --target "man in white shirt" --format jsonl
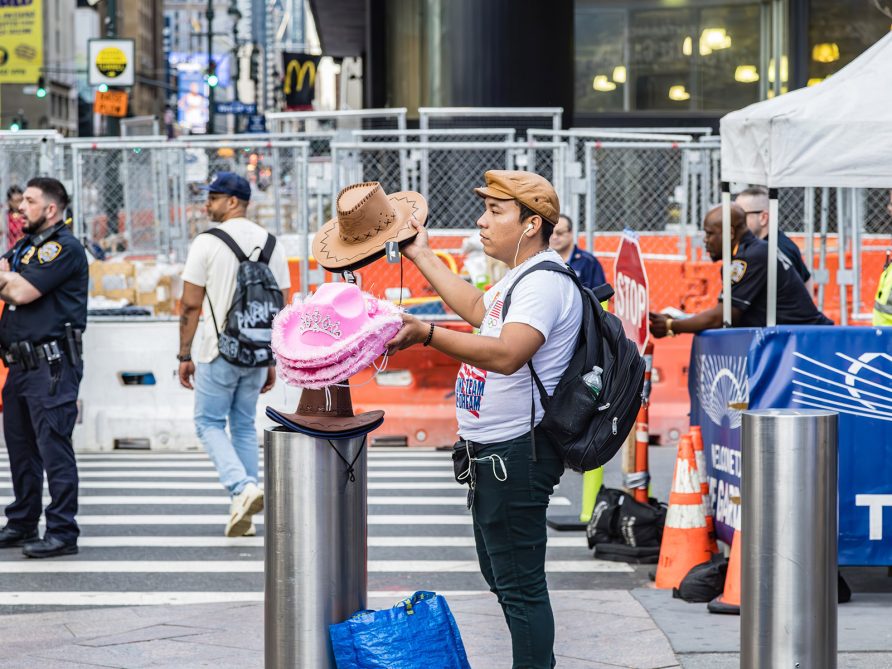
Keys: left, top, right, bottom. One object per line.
{"left": 178, "top": 173, "right": 290, "bottom": 537}
{"left": 387, "top": 170, "right": 581, "bottom": 669}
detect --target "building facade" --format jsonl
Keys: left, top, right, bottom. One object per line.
{"left": 0, "top": 0, "right": 78, "bottom": 135}
{"left": 310, "top": 0, "right": 892, "bottom": 127}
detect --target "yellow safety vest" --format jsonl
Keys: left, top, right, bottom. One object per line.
{"left": 873, "top": 259, "right": 892, "bottom": 326}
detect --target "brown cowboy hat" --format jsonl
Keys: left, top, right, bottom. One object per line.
{"left": 313, "top": 182, "right": 428, "bottom": 272}
{"left": 265, "top": 384, "right": 384, "bottom": 438}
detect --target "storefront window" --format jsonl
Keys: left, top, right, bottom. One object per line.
{"left": 576, "top": 1, "right": 762, "bottom": 113}
{"left": 808, "top": 0, "right": 890, "bottom": 86}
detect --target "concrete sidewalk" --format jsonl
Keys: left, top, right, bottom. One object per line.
{"left": 0, "top": 590, "right": 677, "bottom": 669}
{"left": 1, "top": 586, "right": 891, "bottom": 668}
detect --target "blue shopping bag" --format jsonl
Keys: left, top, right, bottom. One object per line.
{"left": 330, "top": 591, "right": 472, "bottom": 669}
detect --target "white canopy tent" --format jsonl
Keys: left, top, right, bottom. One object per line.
{"left": 719, "top": 32, "right": 892, "bottom": 325}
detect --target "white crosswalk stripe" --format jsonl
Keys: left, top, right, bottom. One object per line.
{"left": 0, "top": 450, "right": 613, "bottom": 610}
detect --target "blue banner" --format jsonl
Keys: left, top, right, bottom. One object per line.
{"left": 689, "top": 326, "right": 892, "bottom": 566}
{"left": 214, "top": 101, "right": 256, "bottom": 115}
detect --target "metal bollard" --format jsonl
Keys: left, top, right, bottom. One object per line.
{"left": 264, "top": 427, "right": 368, "bottom": 669}
{"left": 740, "top": 409, "right": 838, "bottom": 669}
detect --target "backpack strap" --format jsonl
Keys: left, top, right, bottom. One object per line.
{"left": 501, "top": 260, "right": 584, "bottom": 461}
{"left": 258, "top": 233, "right": 277, "bottom": 265}
{"left": 501, "top": 260, "right": 583, "bottom": 407}
{"left": 501, "top": 261, "right": 582, "bottom": 318}
{"left": 203, "top": 227, "right": 250, "bottom": 263}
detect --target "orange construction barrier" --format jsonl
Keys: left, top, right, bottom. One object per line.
{"left": 708, "top": 528, "right": 741, "bottom": 615}
{"left": 655, "top": 435, "right": 714, "bottom": 589}
{"left": 690, "top": 426, "right": 719, "bottom": 554}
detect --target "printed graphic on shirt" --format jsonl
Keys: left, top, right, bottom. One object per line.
{"left": 455, "top": 363, "right": 488, "bottom": 418}
{"left": 37, "top": 241, "right": 62, "bottom": 264}
{"left": 484, "top": 294, "right": 503, "bottom": 330}
{"left": 730, "top": 259, "right": 747, "bottom": 283}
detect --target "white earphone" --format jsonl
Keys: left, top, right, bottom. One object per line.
{"left": 525, "top": 223, "right": 534, "bottom": 235}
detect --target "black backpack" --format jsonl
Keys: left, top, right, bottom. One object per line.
{"left": 502, "top": 261, "right": 646, "bottom": 472}
{"left": 203, "top": 228, "right": 285, "bottom": 367}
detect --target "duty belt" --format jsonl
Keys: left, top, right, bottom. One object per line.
{"left": 2, "top": 332, "right": 82, "bottom": 397}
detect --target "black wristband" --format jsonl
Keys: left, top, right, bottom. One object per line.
{"left": 422, "top": 323, "right": 435, "bottom": 347}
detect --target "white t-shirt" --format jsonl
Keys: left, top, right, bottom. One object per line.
{"left": 181, "top": 217, "right": 291, "bottom": 364}
{"left": 455, "top": 249, "right": 582, "bottom": 443}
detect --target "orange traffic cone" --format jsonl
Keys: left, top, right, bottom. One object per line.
{"left": 689, "top": 426, "right": 719, "bottom": 554}
{"left": 655, "top": 435, "right": 714, "bottom": 589}
{"left": 708, "top": 528, "right": 741, "bottom": 614}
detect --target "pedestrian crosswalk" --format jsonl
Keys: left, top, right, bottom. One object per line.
{"left": 0, "top": 448, "right": 630, "bottom": 612}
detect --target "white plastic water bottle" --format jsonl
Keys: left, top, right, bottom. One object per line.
{"left": 582, "top": 365, "right": 603, "bottom": 399}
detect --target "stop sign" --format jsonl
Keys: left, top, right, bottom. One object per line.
{"left": 613, "top": 232, "right": 649, "bottom": 354}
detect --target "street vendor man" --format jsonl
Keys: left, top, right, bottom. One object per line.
{"left": 0, "top": 177, "right": 88, "bottom": 558}
{"left": 649, "top": 203, "right": 832, "bottom": 338}
{"left": 386, "top": 170, "right": 581, "bottom": 669}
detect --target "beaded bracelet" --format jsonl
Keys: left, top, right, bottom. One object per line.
{"left": 422, "top": 323, "right": 435, "bottom": 347}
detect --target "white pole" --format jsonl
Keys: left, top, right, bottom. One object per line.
{"left": 722, "top": 182, "right": 732, "bottom": 327}
{"left": 767, "top": 188, "right": 779, "bottom": 327}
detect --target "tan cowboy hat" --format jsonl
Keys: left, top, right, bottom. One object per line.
{"left": 313, "top": 182, "right": 428, "bottom": 271}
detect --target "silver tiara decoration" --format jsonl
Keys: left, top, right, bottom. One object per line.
{"left": 299, "top": 308, "right": 342, "bottom": 339}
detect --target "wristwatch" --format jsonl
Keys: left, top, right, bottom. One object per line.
{"left": 177, "top": 353, "right": 192, "bottom": 362}
{"left": 665, "top": 318, "right": 676, "bottom": 337}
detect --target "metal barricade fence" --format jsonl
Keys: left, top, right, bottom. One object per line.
{"left": 327, "top": 140, "right": 566, "bottom": 306}
{"left": 583, "top": 141, "right": 722, "bottom": 315}
{"left": 529, "top": 128, "right": 697, "bottom": 234}
{"left": 266, "top": 108, "right": 408, "bottom": 135}
{"left": 71, "top": 142, "right": 184, "bottom": 258}
{"left": 418, "top": 107, "right": 562, "bottom": 137}
{"left": 121, "top": 116, "right": 161, "bottom": 137}
{"left": 70, "top": 140, "right": 310, "bottom": 269}
{"left": 0, "top": 130, "right": 62, "bottom": 237}
{"left": 331, "top": 141, "right": 566, "bottom": 232}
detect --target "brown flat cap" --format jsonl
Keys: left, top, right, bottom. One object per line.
{"left": 473, "top": 170, "right": 560, "bottom": 226}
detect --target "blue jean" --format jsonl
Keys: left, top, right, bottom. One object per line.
{"left": 194, "top": 356, "right": 266, "bottom": 496}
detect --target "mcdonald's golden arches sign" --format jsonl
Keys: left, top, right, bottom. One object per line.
{"left": 282, "top": 53, "right": 320, "bottom": 109}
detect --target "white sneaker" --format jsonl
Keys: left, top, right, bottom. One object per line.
{"left": 243, "top": 523, "right": 256, "bottom": 537}
{"left": 225, "top": 483, "right": 264, "bottom": 537}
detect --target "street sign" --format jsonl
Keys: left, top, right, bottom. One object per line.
{"left": 94, "top": 89, "right": 128, "bottom": 117}
{"left": 246, "top": 114, "right": 266, "bottom": 133}
{"left": 613, "top": 230, "right": 649, "bottom": 354}
{"left": 88, "top": 39, "right": 135, "bottom": 87}
{"left": 214, "top": 101, "right": 256, "bottom": 115}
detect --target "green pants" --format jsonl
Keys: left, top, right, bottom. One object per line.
{"left": 469, "top": 430, "right": 564, "bottom": 669}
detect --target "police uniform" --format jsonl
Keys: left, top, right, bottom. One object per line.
{"left": 727, "top": 231, "right": 832, "bottom": 327}
{"left": 773, "top": 229, "right": 811, "bottom": 285}
{"left": 566, "top": 245, "right": 606, "bottom": 290}
{"left": 0, "top": 223, "right": 88, "bottom": 547}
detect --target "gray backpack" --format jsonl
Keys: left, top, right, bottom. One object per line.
{"left": 203, "top": 228, "right": 284, "bottom": 367}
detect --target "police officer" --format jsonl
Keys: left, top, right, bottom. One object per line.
{"left": 649, "top": 203, "right": 832, "bottom": 337}
{"left": 0, "top": 177, "right": 87, "bottom": 558}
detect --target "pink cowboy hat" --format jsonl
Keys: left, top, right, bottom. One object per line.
{"left": 271, "top": 283, "right": 402, "bottom": 387}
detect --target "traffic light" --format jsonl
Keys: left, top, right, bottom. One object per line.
{"left": 206, "top": 60, "right": 218, "bottom": 88}
{"left": 9, "top": 119, "right": 21, "bottom": 132}
{"left": 98, "top": 83, "right": 109, "bottom": 93}
{"left": 36, "top": 76, "right": 47, "bottom": 98}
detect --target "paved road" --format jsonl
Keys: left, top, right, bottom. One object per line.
{"left": 0, "top": 448, "right": 654, "bottom": 615}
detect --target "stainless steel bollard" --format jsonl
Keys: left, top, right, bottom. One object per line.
{"left": 741, "top": 409, "right": 838, "bottom": 669}
{"left": 264, "top": 427, "right": 368, "bottom": 669}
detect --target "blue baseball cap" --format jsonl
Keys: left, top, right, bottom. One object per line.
{"left": 201, "top": 172, "right": 251, "bottom": 201}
